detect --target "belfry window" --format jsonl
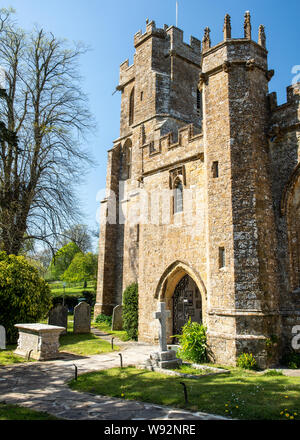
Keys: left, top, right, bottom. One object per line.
{"left": 174, "top": 180, "right": 183, "bottom": 214}
{"left": 129, "top": 87, "right": 135, "bottom": 126}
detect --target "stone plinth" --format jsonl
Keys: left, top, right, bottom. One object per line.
{"left": 143, "top": 348, "right": 183, "bottom": 369}
{"left": 145, "top": 350, "right": 182, "bottom": 369}
{"left": 14, "top": 324, "right": 65, "bottom": 361}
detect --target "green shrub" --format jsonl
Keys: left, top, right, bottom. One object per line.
{"left": 122, "top": 283, "right": 138, "bottom": 340}
{"left": 0, "top": 251, "right": 52, "bottom": 343}
{"left": 236, "top": 353, "right": 258, "bottom": 370}
{"left": 95, "top": 314, "right": 112, "bottom": 326}
{"left": 176, "top": 319, "right": 208, "bottom": 363}
{"left": 281, "top": 351, "right": 300, "bottom": 369}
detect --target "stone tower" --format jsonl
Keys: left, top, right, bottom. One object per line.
{"left": 95, "top": 13, "right": 300, "bottom": 368}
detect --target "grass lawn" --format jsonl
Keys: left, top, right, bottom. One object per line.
{"left": 69, "top": 366, "right": 300, "bottom": 420}
{"left": 57, "top": 316, "right": 120, "bottom": 356}
{"left": 0, "top": 345, "right": 35, "bottom": 366}
{"left": 0, "top": 403, "right": 58, "bottom": 420}
{"left": 59, "top": 332, "right": 119, "bottom": 356}
{"left": 49, "top": 281, "right": 95, "bottom": 296}
{"left": 92, "top": 321, "right": 130, "bottom": 342}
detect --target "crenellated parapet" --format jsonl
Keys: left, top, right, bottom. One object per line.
{"left": 141, "top": 124, "right": 203, "bottom": 176}
{"left": 269, "top": 83, "right": 300, "bottom": 139}
{"left": 118, "top": 60, "right": 135, "bottom": 91}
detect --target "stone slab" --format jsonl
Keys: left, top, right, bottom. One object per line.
{"left": 0, "top": 325, "right": 6, "bottom": 349}
{"left": 48, "top": 305, "right": 68, "bottom": 335}
{"left": 74, "top": 301, "right": 91, "bottom": 334}
{"left": 112, "top": 305, "right": 123, "bottom": 331}
{"left": 14, "top": 323, "right": 65, "bottom": 361}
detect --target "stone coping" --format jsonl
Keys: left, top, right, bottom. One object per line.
{"left": 14, "top": 323, "right": 66, "bottom": 333}
{"left": 138, "top": 362, "right": 230, "bottom": 379}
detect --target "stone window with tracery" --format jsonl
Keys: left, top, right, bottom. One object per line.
{"left": 169, "top": 166, "right": 186, "bottom": 214}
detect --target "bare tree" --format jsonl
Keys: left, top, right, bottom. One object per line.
{"left": 0, "top": 9, "right": 94, "bottom": 255}
{"left": 58, "top": 224, "right": 93, "bottom": 253}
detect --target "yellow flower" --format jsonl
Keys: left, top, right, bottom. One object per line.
{"left": 285, "top": 396, "right": 289, "bottom": 398}
{"left": 290, "top": 416, "right": 294, "bottom": 420}
{"left": 121, "top": 393, "right": 124, "bottom": 397}
{"left": 294, "top": 413, "right": 297, "bottom": 416}
{"left": 225, "top": 404, "right": 228, "bottom": 407}
{"left": 286, "top": 414, "right": 289, "bottom": 417}
{"left": 236, "top": 406, "right": 239, "bottom": 408}
{"left": 225, "top": 410, "right": 229, "bottom": 413}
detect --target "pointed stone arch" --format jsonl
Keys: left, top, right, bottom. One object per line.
{"left": 154, "top": 261, "right": 207, "bottom": 343}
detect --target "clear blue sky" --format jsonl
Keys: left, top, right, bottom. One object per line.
{"left": 3, "top": 0, "right": 300, "bottom": 249}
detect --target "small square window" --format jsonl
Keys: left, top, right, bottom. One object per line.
{"left": 219, "top": 247, "right": 225, "bottom": 269}
{"left": 212, "top": 161, "right": 219, "bottom": 178}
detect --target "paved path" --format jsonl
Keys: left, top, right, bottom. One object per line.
{"left": 0, "top": 338, "right": 228, "bottom": 420}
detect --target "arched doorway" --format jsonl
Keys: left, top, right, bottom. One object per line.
{"left": 173, "top": 274, "right": 202, "bottom": 341}
{"left": 154, "top": 261, "right": 206, "bottom": 344}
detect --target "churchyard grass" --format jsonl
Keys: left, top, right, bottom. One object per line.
{"left": 59, "top": 332, "right": 119, "bottom": 356}
{"left": 0, "top": 402, "right": 58, "bottom": 420}
{"left": 58, "top": 316, "right": 120, "bottom": 356}
{"left": 37, "top": 315, "right": 121, "bottom": 356}
{"left": 49, "top": 281, "right": 94, "bottom": 296}
{"left": 69, "top": 366, "right": 300, "bottom": 420}
{"left": 0, "top": 345, "right": 35, "bottom": 366}
{"left": 91, "top": 321, "right": 130, "bottom": 342}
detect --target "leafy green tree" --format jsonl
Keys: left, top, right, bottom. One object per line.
{"left": 49, "top": 242, "right": 82, "bottom": 280}
{"left": 123, "top": 283, "right": 139, "bottom": 340}
{"left": 0, "top": 251, "right": 52, "bottom": 343}
{"left": 61, "top": 252, "right": 98, "bottom": 284}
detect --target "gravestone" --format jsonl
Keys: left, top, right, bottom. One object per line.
{"left": 112, "top": 305, "right": 123, "bottom": 330}
{"left": 48, "top": 304, "right": 68, "bottom": 335}
{"left": 0, "top": 325, "right": 6, "bottom": 349}
{"left": 74, "top": 301, "right": 91, "bottom": 334}
{"left": 144, "top": 302, "right": 182, "bottom": 369}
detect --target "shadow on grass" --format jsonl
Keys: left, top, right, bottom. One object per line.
{"left": 68, "top": 366, "right": 300, "bottom": 420}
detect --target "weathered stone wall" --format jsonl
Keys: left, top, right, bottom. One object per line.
{"left": 268, "top": 84, "right": 300, "bottom": 352}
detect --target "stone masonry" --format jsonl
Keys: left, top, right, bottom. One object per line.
{"left": 95, "top": 12, "right": 300, "bottom": 368}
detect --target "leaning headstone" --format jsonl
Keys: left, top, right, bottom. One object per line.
{"left": 73, "top": 301, "right": 91, "bottom": 334}
{"left": 144, "top": 302, "right": 182, "bottom": 369}
{"left": 112, "top": 305, "right": 123, "bottom": 330}
{"left": 48, "top": 304, "right": 68, "bottom": 335}
{"left": 0, "top": 325, "right": 6, "bottom": 349}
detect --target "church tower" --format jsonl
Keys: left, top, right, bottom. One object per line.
{"left": 201, "top": 12, "right": 280, "bottom": 366}
{"left": 95, "top": 13, "right": 300, "bottom": 368}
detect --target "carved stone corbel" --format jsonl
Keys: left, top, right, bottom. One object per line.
{"left": 222, "top": 61, "right": 231, "bottom": 73}
{"left": 198, "top": 72, "right": 208, "bottom": 89}
{"left": 246, "top": 59, "right": 255, "bottom": 70}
